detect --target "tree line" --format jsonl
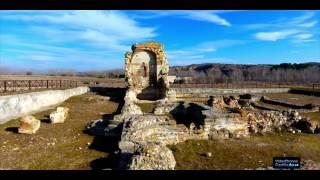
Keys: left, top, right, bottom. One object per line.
{"left": 171, "top": 63, "right": 320, "bottom": 84}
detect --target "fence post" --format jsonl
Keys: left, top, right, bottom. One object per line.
{"left": 4, "top": 81, "right": 7, "bottom": 92}
{"left": 278, "top": 83, "right": 280, "bottom": 88}
{"left": 313, "top": 84, "right": 315, "bottom": 91}
{"left": 13, "top": 80, "right": 16, "bottom": 92}
{"left": 28, "top": 80, "right": 31, "bottom": 90}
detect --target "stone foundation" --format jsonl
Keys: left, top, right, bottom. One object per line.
{"left": 85, "top": 41, "right": 319, "bottom": 170}
{"left": 173, "top": 88, "right": 290, "bottom": 98}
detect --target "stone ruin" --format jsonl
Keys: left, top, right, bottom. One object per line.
{"left": 86, "top": 41, "right": 320, "bottom": 170}
{"left": 124, "top": 41, "right": 173, "bottom": 101}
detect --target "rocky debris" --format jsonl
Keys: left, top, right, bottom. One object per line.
{"left": 239, "top": 94, "right": 252, "bottom": 99}
{"left": 247, "top": 111, "right": 283, "bottom": 134}
{"left": 232, "top": 108, "right": 248, "bottom": 117}
{"left": 291, "top": 118, "right": 320, "bottom": 134}
{"left": 154, "top": 102, "right": 179, "bottom": 115}
{"left": 207, "top": 96, "right": 225, "bottom": 110}
{"left": 119, "top": 114, "right": 204, "bottom": 170}
{"left": 287, "top": 127, "right": 299, "bottom": 134}
{"left": 223, "top": 96, "right": 240, "bottom": 108}
{"left": 128, "top": 143, "right": 176, "bottom": 170}
{"left": 209, "top": 129, "right": 232, "bottom": 139}
{"left": 116, "top": 94, "right": 318, "bottom": 169}
{"left": 18, "top": 115, "right": 41, "bottom": 134}
{"left": 206, "top": 152, "right": 212, "bottom": 158}
{"left": 121, "top": 102, "right": 143, "bottom": 116}
{"left": 85, "top": 119, "right": 107, "bottom": 136}
{"left": 205, "top": 111, "right": 249, "bottom": 139}
{"left": 238, "top": 99, "right": 253, "bottom": 109}
{"left": 47, "top": 142, "right": 55, "bottom": 146}
{"left": 301, "top": 160, "right": 320, "bottom": 170}
{"left": 49, "top": 107, "right": 69, "bottom": 124}
{"left": 123, "top": 90, "right": 138, "bottom": 102}
{"left": 246, "top": 109, "right": 320, "bottom": 135}
{"left": 166, "top": 89, "right": 177, "bottom": 101}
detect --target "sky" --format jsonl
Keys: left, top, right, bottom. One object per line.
{"left": 0, "top": 10, "right": 319, "bottom": 72}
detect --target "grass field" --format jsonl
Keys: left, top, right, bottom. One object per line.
{"left": 0, "top": 92, "right": 120, "bottom": 170}
{"left": 169, "top": 133, "right": 320, "bottom": 170}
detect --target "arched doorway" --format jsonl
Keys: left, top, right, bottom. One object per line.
{"left": 130, "top": 51, "right": 161, "bottom": 100}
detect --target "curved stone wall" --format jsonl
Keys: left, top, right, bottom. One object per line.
{"left": 0, "top": 87, "right": 89, "bottom": 124}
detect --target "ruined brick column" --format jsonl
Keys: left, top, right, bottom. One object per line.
{"left": 124, "top": 41, "right": 170, "bottom": 101}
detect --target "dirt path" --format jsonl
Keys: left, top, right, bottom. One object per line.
{"left": 0, "top": 92, "right": 120, "bottom": 170}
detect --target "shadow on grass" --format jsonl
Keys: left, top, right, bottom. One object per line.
{"left": 84, "top": 87, "right": 127, "bottom": 169}
{"left": 169, "top": 102, "right": 206, "bottom": 129}
{"left": 5, "top": 127, "right": 18, "bottom": 133}
{"left": 40, "top": 115, "right": 51, "bottom": 123}
{"left": 88, "top": 136, "right": 120, "bottom": 170}
{"left": 89, "top": 87, "right": 126, "bottom": 104}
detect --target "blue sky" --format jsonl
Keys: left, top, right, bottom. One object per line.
{"left": 0, "top": 10, "right": 319, "bottom": 72}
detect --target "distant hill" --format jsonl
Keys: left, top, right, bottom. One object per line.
{"left": 169, "top": 62, "right": 320, "bottom": 83}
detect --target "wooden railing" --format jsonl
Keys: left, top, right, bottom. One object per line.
{"left": 0, "top": 80, "right": 80, "bottom": 93}
{"left": 1, "top": 79, "right": 319, "bottom": 94}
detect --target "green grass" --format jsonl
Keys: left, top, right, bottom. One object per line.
{"left": 169, "top": 133, "right": 320, "bottom": 170}
{"left": 136, "top": 103, "right": 156, "bottom": 113}
{"left": 301, "top": 111, "right": 320, "bottom": 122}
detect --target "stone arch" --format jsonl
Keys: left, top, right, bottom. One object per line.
{"left": 130, "top": 50, "right": 157, "bottom": 89}
{"left": 124, "top": 41, "right": 170, "bottom": 101}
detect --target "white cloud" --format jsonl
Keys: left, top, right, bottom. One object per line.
{"left": 197, "top": 40, "right": 247, "bottom": 49}
{"left": 298, "top": 21, "right": 318, "bottom": 28}
{"left": 186, "top": 11, "right": 231, "bottom": 26}
{"left": 1, "top": 11, "right": 157, "bottom": 51}
{"left": 28, "top": 55, "right": 55, "bottom": 62}
{"left": 289, "top": 11, "right": 315, "bottom": 25}
{"left": 295, "top": 33, "right": 313, "bottom": 40}
{"left": 255, "top": 30, "right": 299, "bottom": 41}
{"left": 246, "top": 11, "right": 318, "bottom": 43}
{"left": 166, "top": 39, "right": 245, "bottom": 66}
{"left": 132, "top": 10, "right": 232, "bottom": 27}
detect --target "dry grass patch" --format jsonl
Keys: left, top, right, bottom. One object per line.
{"left": 169, "top": 133, "right": 320, "bottom": 170}
{"left": 0, "top": 92, "right": 119, "bottom": 170}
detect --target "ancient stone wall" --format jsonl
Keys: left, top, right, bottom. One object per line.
{"left": 0, "top": 87, "right": 89, "bottom": 124}
{"left": 173, "top": 88, "right": 290, "bottom": 98}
